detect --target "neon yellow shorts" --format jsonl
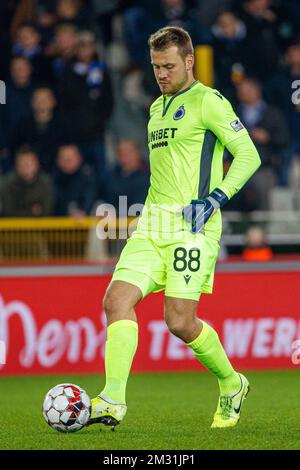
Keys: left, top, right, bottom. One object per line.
{"left": 112, "top": 231, "right": 220, "bottom": 301}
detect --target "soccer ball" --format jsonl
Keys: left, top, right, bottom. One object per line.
{"left": 42, "top": 383, "right": 91, "bottom": 432}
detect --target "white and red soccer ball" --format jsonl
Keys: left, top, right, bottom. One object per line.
{"left": 43, "top": 383, "right": 91, "bottom": 432}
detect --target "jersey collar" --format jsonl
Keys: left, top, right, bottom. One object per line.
{"left": 162, "top": 80, "right": 199, "bottom": 117}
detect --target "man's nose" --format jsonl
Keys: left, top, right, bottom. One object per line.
{"left": 157, "top": 69, "right": 167, "bottom": 80}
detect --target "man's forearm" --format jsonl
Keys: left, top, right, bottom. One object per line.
{"left": 183, "top": 134, "right": 261, "bottom": 233}
{"left": 218, "top": 134, "right": 261, "bottom": 200}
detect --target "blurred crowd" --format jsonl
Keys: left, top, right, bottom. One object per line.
{"left": 0, "top": 0, "right": 300, "bottom": 218}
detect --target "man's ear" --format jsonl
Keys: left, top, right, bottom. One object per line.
{"left": 186, "top": 54, "right": 194, "bottom": 72}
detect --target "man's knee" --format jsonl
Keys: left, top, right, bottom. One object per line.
{"left": 103, "top": 281, "right": 141, "bottom": 323}
{"left": 164, "top": 300, "right": 200, "bottom": 341}
{"left": 103, "top": 290, "right": 119, "bottom": 316}
{"left": 166, "top": 316, "right": 189, "bottom": 338}
{"left": 164, "top": 305, "right": 189, "bottom": 338}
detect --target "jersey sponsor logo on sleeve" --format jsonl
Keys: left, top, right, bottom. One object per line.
{"left": 230, "top": 120, "right": 244, "bottom": 132}
{"left": 173, "top": 105, "right": 185, "bottom": 120}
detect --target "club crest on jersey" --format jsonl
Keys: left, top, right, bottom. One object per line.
{"left": 173, "top": 105, "right": 185, "bottom": 120}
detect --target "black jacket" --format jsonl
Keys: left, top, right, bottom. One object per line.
{"left": 100, "top": 165, "right": 149, "bottom": 212}
{"left": 53, "top": 164, "right": 96, "bottom": 216}
{"left": 58, "top": 61, "right": 113, "bottom": 143}
{"left": 3, "top": 81, "right": 34, "bottom": 144}
{"left": 11, "top": 111, "right": 70, "bottom": 172}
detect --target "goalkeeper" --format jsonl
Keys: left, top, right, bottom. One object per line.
{"left": 89, "top": 26, "right": 261, "bottom": 429}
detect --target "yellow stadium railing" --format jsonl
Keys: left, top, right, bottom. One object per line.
{"left": 0, "top": 217, "right": 139, "bottom": 263}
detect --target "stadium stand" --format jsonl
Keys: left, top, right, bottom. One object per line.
{"left": 0, "top": 0, "right": 300, "bottom": 261}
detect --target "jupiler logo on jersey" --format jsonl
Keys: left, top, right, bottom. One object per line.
{"left": 173, "top": 105, "right": 185, "bottom": 120}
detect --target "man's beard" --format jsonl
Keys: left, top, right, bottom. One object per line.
{"left": 159, "top": 74, "right": 188, "bottom": 95}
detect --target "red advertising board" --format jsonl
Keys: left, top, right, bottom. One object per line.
{"left": 0, "top": 271, "right": 300, "bottom": 375}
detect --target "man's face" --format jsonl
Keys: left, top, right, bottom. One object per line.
{"left": 237, "top": 80, "right": 261, "bottom": 105}
{"left": 117, "top": 140, "right": 141, "bottom": 171}
{"left": 58, "top": 146, "right": 81, "bottom": 174}
{"left": 18, "top": 26, "right": 40, "bottom": 50}
{"left": 32, "top": 89, "right": 56, "bottom": 114}
{"left": 16, "top": 153, "right": 39, "bottom": 182}
{"left": 55, "top": 29, "right": 77, "bottom": 56}
{"left": 77, "top": 41, "right": 96, "bottom": 63}
{"left": 245, "top": 0, "right": 270, "bottom": 14}
{"left": 11, "top": 57, "right": 32, "bottom": 87}
{"left": 57, "top": 0, "right": 80, "bottom": 18}
{"left": 151, "top": 46, "right": 193, "bottom": 95}
{"left": 218, "top": 12, "right": 238, "bottom": 38}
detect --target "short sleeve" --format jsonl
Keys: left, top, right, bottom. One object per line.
{"left": 202, "top": 91, "right": 249, "bottom": 146}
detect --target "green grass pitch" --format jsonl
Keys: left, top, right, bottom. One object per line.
{"left": 0, "top": 370, "right": 299, "bottom": 450}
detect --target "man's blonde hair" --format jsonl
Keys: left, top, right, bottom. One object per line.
{"left": 148, "top": 26, "right": 194, "bottom": 59}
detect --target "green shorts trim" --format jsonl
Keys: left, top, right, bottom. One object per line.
{"left": 112, "top": 268, "right": 164, "bottom": 298}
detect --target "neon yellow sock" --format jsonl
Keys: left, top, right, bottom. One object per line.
{"left": 100, "top": 319, "right": 138, "bottom": 404}
{"left": 187, "top": 321, "right": 240, "bottom": 395}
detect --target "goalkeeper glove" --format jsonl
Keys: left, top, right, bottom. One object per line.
{"left": 183, "top": 188, "right": 228, "bottom": 234}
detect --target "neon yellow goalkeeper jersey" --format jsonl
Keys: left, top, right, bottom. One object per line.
{"left": 136, "top": 80, "right": 258, "bottom": 241}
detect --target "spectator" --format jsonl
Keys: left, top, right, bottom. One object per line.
{"left": 286, "top": 0, "right": 300, "bottom": 29}
{"left": 11, "top": 23, "right": 51, "bottom": 82}
{"left": 211, "top": 11, "right": 248, "bottom": 101}
{"left": 10, "top": 0, "right": 36, "bottom": 40}
{"left": 11, "top": 86, "right": 69, "bottom": 172}
{"left": 267, "top": 41, "right": 300, "bottom": 185}
{"left": 48, "top": 24, "right": 78, "bottom": 82}
{"left": 59, "top": 31, "right": 114, "bottom": 177}
{"left": 100, "top": 139, "right": 149, "bottom": 211}
{"left": 158, "top": 0, "right": 210, "bottom": 45}
{"left": 10, "top": 0, "right": 57, "bottom": 42}
{"left": 92, "top": 0, "right": 123, "bottom": 45}
{"left": 0, "top": 1, "right": 12, "bottom": 79}
{"left": 0, "top": 127, "right": 10, "bottom": 176}
{"left": 242, "top": 226, "right": 273, "bottom": 261}
{"left": 56, "top": 0, "right": 92, "bottom": 30}
{"left": 196, "top": 0, "right": 233, "bottom": 27}
{"left": 33, "top": 1, "right": 58, "bottom": 47}
{"left": 123, "top": 0, "right": 210, "bottom": 69}
{"left": 269, "top": 0, "right": 298, "bottom": 49}
{"left": 236, "top": 78, "right": 290, "bottom": 209}
{"left": 3, "top": 57, "right": 34, "bottom": 148}
{"left": 1, "top": 146, "right": 53, "bottom": 217}
{"left": 53, "top": 144, "right": 96, "bottom": 218}
{"left": 1, "top": 0, "right": 299, "bottom": 221}
{"left": 236, "top": 0, "right": 280, "bottom": 80}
